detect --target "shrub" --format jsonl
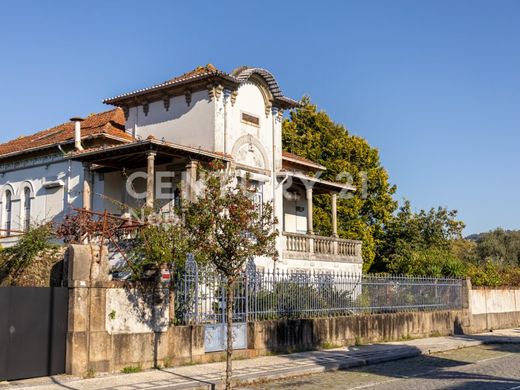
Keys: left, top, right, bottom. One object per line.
{"left": 0, "top": 224, "right": 54, "bottom": 285}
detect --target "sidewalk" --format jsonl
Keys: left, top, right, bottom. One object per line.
{"left": 3, "top": 328, "right": 520, "bottom": 390}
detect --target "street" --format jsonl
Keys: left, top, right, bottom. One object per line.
{"left": 248, "top": 344, "right": 520, "bottom": 390}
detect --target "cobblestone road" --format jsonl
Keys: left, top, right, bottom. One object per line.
{"left": 248, "top": 344, "right": 520, "bottom": 390}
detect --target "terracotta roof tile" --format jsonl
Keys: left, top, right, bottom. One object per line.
{"left": 163, "top": 64, "right": 219, "bottom": 84}
{"left": 0, "top": 108, "right": 133, "bottom": 159}
{"left": 282, "top": 151, "right": 326, "bottom": 170}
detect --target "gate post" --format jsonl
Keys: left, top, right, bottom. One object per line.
{"left": 460, "top": 277, "right": 474, "bottom": 334}
{"left": 65, "top": 244, "right": 110, "bottom": 376}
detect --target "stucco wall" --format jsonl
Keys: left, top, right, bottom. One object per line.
{"left": 129, "top": 91, "right": 215, "bottom": 151}
{"left": 283, "top": 187, "right": 308, "bottom": 234}
{"left": 0, "top": 159, "right": 83, "bottom": 239}
{"left": 469, "top": 287, "right": 520, "bottom": 332}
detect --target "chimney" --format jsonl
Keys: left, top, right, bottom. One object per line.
{"left": 70, "top": 117, "right": 84, "bottom": 151}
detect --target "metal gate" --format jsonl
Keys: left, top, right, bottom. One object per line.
{"left": 175, "top": 255, "right": 249, "bottom": 353}
{"left": 0, "top": 287, "right": 69, "bottom": 381}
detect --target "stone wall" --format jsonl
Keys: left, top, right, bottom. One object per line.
{"left": 249, "top": 310, "right": 464, "bottom": 354}
{"left": 66, "top": 244, "right": 173, "bottom": 375}
{"left": 65, "top": 245, "right": 520, "bottom": 376}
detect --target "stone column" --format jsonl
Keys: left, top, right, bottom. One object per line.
{"left": 306, "top": 187, "right": 313, "bottom": 235}
{"left": 332, "top": 193, "right": 338, "bottom": 238}
{"left": 146, "top": 152, "right": 156, "bottom": 209}
{"left": 185, "top": 160, "right": 198, "bottom": 202}
{"left": 82, "top": 163, "right": 92, "bottom": 210}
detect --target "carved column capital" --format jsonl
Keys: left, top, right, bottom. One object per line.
{"left": 142, "top": 101, "right": 149, "bottom": 116}
{"left": 265, "top": 103, "right": 272, "bottom": 118}
{"left": 230, "top": 90, "right": 238, "bottom": 106}
{"left": 215, "top": 84, "right": 224, "bottom": 100}
{"left": 163, "top": 95, "right": 171, "bottom": 111}
{"left": 185, "top": 89, "right": 192, "bottom": 106}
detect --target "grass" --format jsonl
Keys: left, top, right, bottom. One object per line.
{"left": 121, "top": 365, "right": 142, "bottom": 374}
{"left": 321, "top": 342, "right": 342, "bottom": 350}
{"left": 83, "top": 367, "right": 95, "bottom": 379}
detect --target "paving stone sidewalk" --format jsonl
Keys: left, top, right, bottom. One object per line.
{"left": 3, "top": 328, "right": 520, "bottom": 390}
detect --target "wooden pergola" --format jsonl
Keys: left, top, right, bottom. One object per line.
{"left": 70, "top": 138, "right": 231, "bottom": 209}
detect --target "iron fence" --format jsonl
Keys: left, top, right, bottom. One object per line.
{"left": 174, "top": 256, "right": 464, "bottom": 325}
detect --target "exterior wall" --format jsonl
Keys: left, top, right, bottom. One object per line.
{"left": 251, "top": 311, "right": 463, "bottom": 354}
{"left": 91, "top": 164, "right": 186, "bottom": 215}
{"left": 283, "top": 187, "right": 307, "bottom": 233}
{"left": 224, "top": 82, "right": 285, "bottom": 258}
{"left": 95, "top": 171, "right": 125, "bottom": 215}
{"left": 127, "top": 90, "right": 215, "bottom": 151}
{"left": 469, "top": 287, "right": 520, "bottom": 332}
{"left": 0, "top": 158, "right": 84, "bottom": 243}
{"left": 1, "top": 75, "right": 360, "bottom": 273}
{"left": 69, "top": 243, "right": 520, "bottom": 377}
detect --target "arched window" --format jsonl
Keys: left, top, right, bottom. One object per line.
{"left": 4, "top": 189, "right": 12, "bottom": 236}
{"left": 23, "top": 187, "right": 31, "bottom": 231}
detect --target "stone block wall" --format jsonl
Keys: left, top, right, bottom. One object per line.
{"left": 64, "top": 244, "right": 520, "bottom": 376}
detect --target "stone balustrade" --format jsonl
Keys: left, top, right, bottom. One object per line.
{"left": 283, "top": 232, "right": 362, "bottom": 260}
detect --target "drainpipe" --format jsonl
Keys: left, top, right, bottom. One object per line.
{"left": 223, "top": 88, "right": 229, "bottom": 154}
{"left": 272, "top": 106, "right": 280, "bottom": 271}
{"left": 70, "top": 117, "right": 85, "bottom": 151}
{"left": 58, "top": 145, "right": 72, "bottom": 207}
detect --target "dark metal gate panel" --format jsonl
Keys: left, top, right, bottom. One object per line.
{"left": 0, "top": 287, "right": 68, "bottom": 381}
{"left": 0, "top": 289, "right": 10, "bottom": 381}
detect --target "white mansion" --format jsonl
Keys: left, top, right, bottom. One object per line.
{"left": 0, "top": 65, "right": 362, "bottom": 273}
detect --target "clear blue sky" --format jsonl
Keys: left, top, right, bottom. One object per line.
{"left": 1, "top": 0, "right": 518, "bottom": 235}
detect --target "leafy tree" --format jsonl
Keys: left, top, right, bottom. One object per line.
{"left": 184, "top": 162, "right": 278, "bottom": 390}
{"left": 451, "top": 238, "right": 479, "bottom": 265}
{"left": 126, "top": 213, "right": 192, "bottom": 280}
{"left": 474, "top": 228, "right": 520, "bottom": 266}
{"left": 282, "top": 97, "right": 397, "bottom": 271}
{"left": 377, "top": 200, "right": 466, "bottom": 276}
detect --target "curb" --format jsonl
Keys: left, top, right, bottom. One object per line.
{"left": 229, "top": 335, "right": 520, "bottom": 390}
{"left": 6, "top": 334, "right": 520, "bottom": 390}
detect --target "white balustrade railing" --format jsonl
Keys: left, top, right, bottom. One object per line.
{"left": 283, "top": 232, "right": 361, "bottom": 257}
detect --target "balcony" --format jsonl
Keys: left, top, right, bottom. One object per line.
{"left": 282, "top": 232, "right": 362, "bottom": 263}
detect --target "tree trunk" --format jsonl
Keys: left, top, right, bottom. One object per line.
{"left": 225, "top": 281, "right": 235, "bottom": 390}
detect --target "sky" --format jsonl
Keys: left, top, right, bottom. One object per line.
{"left": 0, "top": 0, "right": 518, "bottom": 235}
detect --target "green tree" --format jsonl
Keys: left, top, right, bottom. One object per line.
{"left": 475, "top": 228, "right": 520, "bottom": 266}
{"left": 127, "top": 213, "right": 192, "bottom": 279}
{"left": 282, "top": 97, "right": 397, "bottom": 271}
{"left": 377, "top": 200, "right": 466, "bottom": 276}
{"left": 184, "top": 162, "right": 278, "bottom": 390}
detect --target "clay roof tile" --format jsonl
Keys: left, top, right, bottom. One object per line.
{"left": 0, "top": 108, "right": 132, "bottom": 159}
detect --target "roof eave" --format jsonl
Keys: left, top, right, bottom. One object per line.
{"left": 282, "top": 155, "right": 326, "bottom": 171}
{"left": 277, "top": 171, "right": 356, "bottom": 193}
{"left": 103, "top": 72, "right": 240, "bottom": 106}
{"left": 69, "top": 139, "right": 233, "bottom": 163}
{"left": 0, "top": 133, "right": 132, "bottom": 162}
{"left": 276, "top": 96, "right": 301, "bottom": 109}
